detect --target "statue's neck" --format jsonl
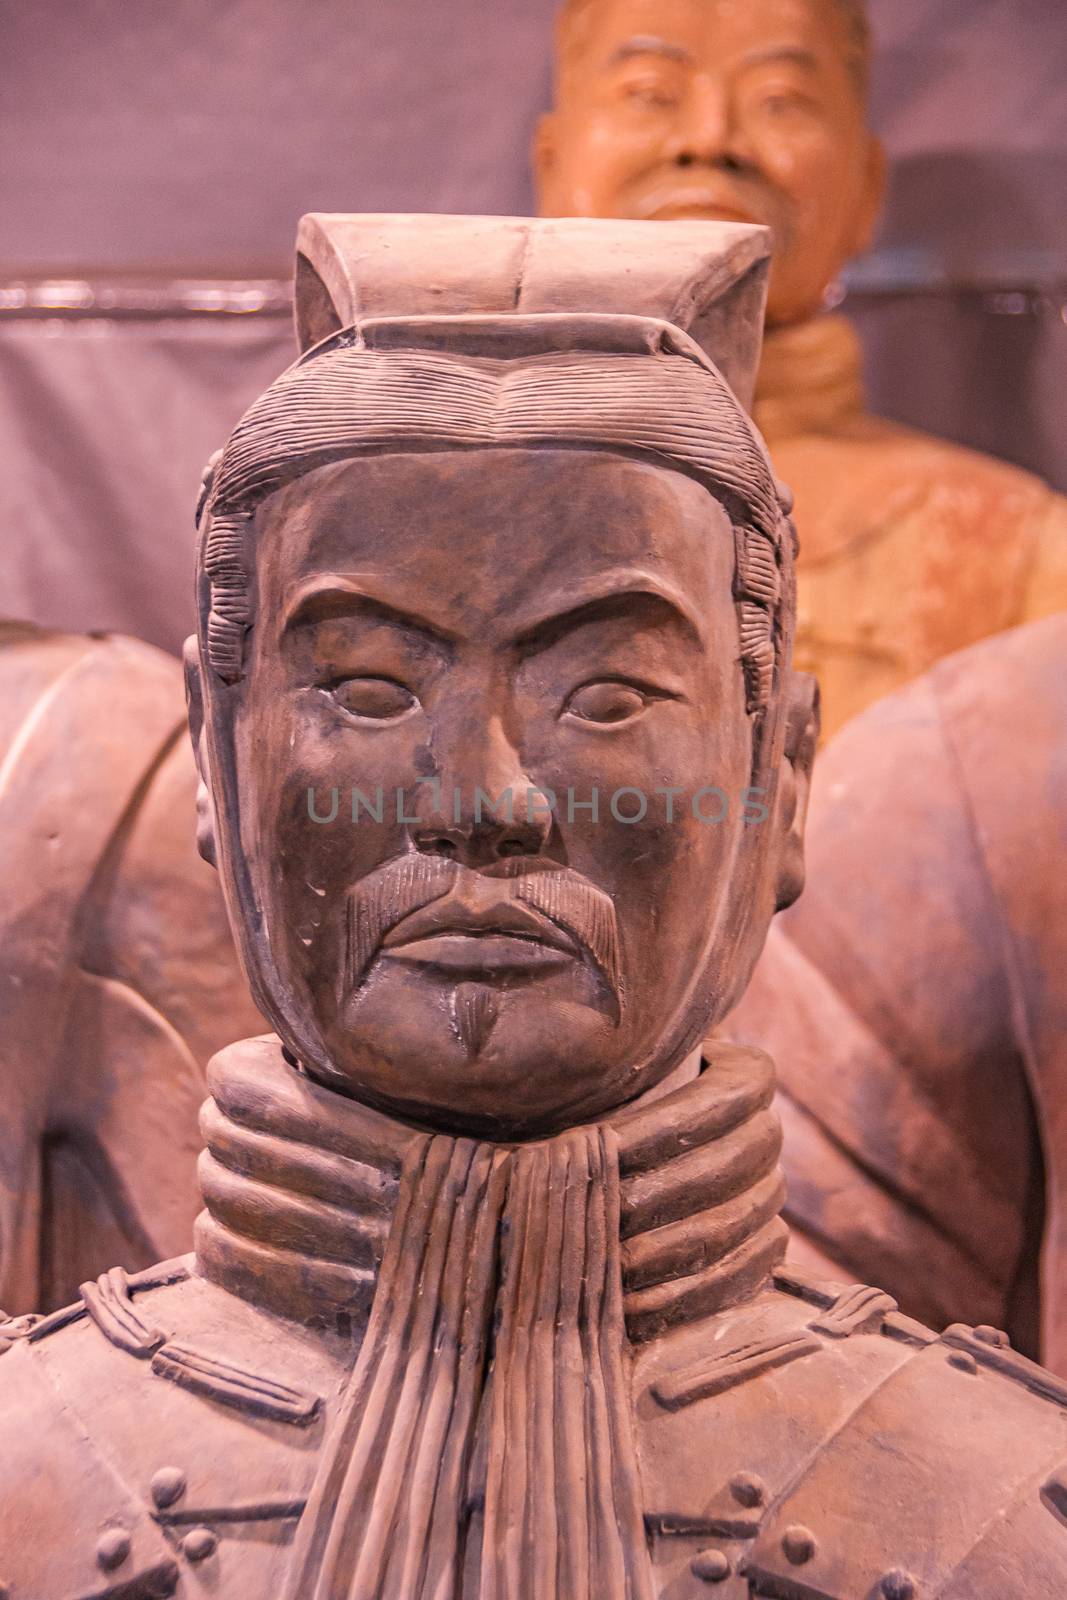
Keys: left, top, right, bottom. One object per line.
{"left": 754, "top": 311, "right": 867, "bottom": 444}
{"left": 632, "top": 1042, "right": 703, "bottom": 1107}
{"left": 195, "top": 1033, "right": 787, "bottom": 1342}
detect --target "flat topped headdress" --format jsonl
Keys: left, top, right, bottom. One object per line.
{"left": 199, "top": 214, "right": 791, "bottom": 711}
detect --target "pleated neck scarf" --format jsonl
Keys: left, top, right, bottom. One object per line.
{"left": 196, "top": 1035, "right": 787, "bottom": 1600}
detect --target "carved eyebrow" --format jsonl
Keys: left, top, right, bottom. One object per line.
{"left": 280, "top": 577, "right": 457, "bottom": 648}
{"left": 607, "top": 35, "right": 694, "bottom": 67}
{"left": 738, "top": 44, "right": 820, "bottom": 74}
{"left": 508, "top": 574, "right": 705, "bottom": 653}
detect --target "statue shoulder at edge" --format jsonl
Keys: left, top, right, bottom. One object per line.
{"left": 635, "top": 1265, "right": 1067, "bottom": 1597}
{"left": 0, "top": 1258, "right": 349, "bottom": 1597}
{"left": 3, "top": 1257, "right": 1067, "bottom": 1598}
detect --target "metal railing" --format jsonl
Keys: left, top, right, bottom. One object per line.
{"left": 1, "top": 249, "right": 1064, "bottom": 321}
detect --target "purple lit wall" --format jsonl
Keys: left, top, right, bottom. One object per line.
{"left": 1, "top": 0, "right": 1065, "bottom": 649}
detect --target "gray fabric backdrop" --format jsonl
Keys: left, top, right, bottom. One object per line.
{"left": 2, "top": 0, "right": 1065, "bottom": 652}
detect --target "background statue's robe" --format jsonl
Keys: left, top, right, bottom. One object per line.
{"left": 0, "top": 622, "right": 261, "bottom": 1314}
{"left": 728, "top": 612, "right": 1067, "bottom": 1371}
{"left": 755, "top": 316, "right": 1067, "bottom": 738}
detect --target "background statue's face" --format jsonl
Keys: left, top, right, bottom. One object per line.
{"left": 537, "top": 0, "right": 884, "bottom": 326}
{"left": 228, "top": 448, "right": 783, "bottom": 1136}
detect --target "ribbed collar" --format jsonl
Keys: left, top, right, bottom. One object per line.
{"left": 754, "top": 312, "right": 866, "bottom": 444}
{"left": 196, "top": 1034, "right": 786, "bottom": 1343}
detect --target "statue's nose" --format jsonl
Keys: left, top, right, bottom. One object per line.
{"left": 412, "top": 810, "right": 551, "bottom": 868}
{"left": 670, "top": 80, "right": 752, "bottom": 173}
{"left": 407, "top": 714, "right": 553, "bottom": 866}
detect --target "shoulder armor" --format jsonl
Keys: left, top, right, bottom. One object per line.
{"left": 773, "top": 1263, "right": 938, "bottom": 1349}
{"left": 939, "top": 1321, "right": 1067, "bottom": 1410}
{"left": 0, "top": 1256, "right": 191, "bottom": 1354}
{"left": 742, "top": 1327, "right": 1067, "bottom": 1598}
{"left": 639, "top": 1281, "right": 1067, "bottom": 1597}
{"left": 0, "top": 1341, "right": 179, "bottom": 1597}
{"left": 0, "top": 1258, "right": 349, "bottom": 1596}
{"left": 6, "top": 1257, "right": 325, "bottom": 1428}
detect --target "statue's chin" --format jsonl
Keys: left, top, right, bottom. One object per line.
{"left": 263, "top": 931, "right": 733, "bottom": 1138}
{"left": 285, "top": 1019, "right": 701, "bottom": 1139}
{"left": 275, "top": 968, "right": 690, "bottom": 1140}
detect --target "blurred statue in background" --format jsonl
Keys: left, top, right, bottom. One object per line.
{"left": 0, "top": 622, "right": 261, "bottom": 1316}
{"left": 726, "top": 610, "right": 1067, "bottom": 1376}
{"left": 535, "top": 0, "right": 1067, "bottom": 736}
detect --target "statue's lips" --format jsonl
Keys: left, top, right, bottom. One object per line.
{"left": 632, "top": 184, "right": 765, "bottom": 228}
{"left": 381, "top": 897, "right": 581, "bottom": 974}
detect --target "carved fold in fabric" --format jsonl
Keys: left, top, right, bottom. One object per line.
{"left": 150, "top": 1340, "right": 322, "bottom": 1425}
{"left": 479, "top": 1127, "right": 652, "bottom": 1600}
{"left": 614, "top": 1044, "right": 788, "bottom": 1338}
{"left": 652, "top": 1328, "right": 822, "bottom": 1411}
{"left": 4, "top": 1258, "right": 192, "bottom": 1352}
{"left": 79, "top": 1265, "right": 165, "bottom": 1357}
{"left": 197, "top": 1036, "right": 787, "bottom": 1338}
{"left": 196, "top": 1034, "right": 411, "bottom": 1325}
{"left": 282, "top": 1135, "right": 503, "bottom": 1598}
{"left": 810, "top": 1283, "right": 898, "bottom": 1339}
{"left": 285, "top": 1127, "right": 653, "bottom": 1600}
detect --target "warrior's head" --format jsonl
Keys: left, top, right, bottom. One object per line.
{"left": 535, "top": 0, "right": 885, "bottom": 327}
{"left": 187, "top": 215, "right": 815, "bottom": 1140}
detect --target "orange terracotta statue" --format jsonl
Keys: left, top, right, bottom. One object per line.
{"left": 535, "top": 0, "right": 1067, "bottom": 736}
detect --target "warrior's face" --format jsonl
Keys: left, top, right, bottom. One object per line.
{"left": 536, "top": 0, "right": 884, "bottom": 326}
{"left": 219, "top": 445, "right": 790, "bottom": 1136}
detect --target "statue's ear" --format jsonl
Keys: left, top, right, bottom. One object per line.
{"left": 532, "top": 111, "right": 560, "bottom": 207}
{"left": 774, "top": 672, "right": 820, "bottom": 911}
{"left": 183, "top": 636, "right": 218, "bottom": 869}
{"left": 851, "top": 131, "right": 887, "bottom": 258}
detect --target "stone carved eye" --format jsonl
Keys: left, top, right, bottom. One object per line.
{"left": 329, "top": 677, "right": 417, "bottom": 721}
{"left": 624, "top": 79, "right": 681, "bottom": 110}
{"left": 564, "top": 681, "right": 650, "bottom": 725}
{"left": 750, "top": 84, "right": 819, "bottom": 121}
{"left": 760, "top": 91, "right": 805, "bottom": 116}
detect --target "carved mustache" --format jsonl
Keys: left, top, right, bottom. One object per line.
{"left": 631, "top": 160, "right": 783, "bottom": 232}
{"left": 341, "top": 854, "right": 621, "bottom": 1000}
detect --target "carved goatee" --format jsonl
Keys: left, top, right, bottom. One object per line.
{"left": 451, "top": 983, "right": 501, "bottom": 1059}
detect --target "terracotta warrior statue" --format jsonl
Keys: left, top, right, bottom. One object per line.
{"left": 725, "top": 608, "right": 1067, "bottom": 1375}
{"left": 3, "top": 212, "right": 1067, "bottom": 1600}
{"left": 534, "top": 0, "right": 1067, "bottom": 737}
{"left": 0, "top": 621, "right": 261, "bottom": 1315}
